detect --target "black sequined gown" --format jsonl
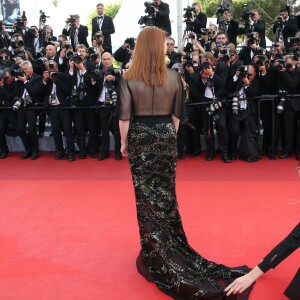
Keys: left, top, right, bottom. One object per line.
{"left": 119, "top": 70, "right": 254, "bottom": 300}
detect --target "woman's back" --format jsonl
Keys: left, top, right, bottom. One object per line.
{"left": 119, "top": 69, "right": 182, "bottom": 120}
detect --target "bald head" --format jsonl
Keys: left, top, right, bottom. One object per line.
{"left": 102, "top": 52, "right": 113, "bottom": 68}
{"left": 46, "top": 44, "right": 57, "bottom": 59}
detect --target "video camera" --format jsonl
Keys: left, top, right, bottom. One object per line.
{"left": 183, "top": 6, "right": 195, "bottom": 32}
{"left": 40, "top": 10, "right": 50, "bottom": 25}
{"left": 15, "top": 11, "right": 27, "bottom": 31}
{"left": 138, "top": 1, "right": 157, "bottom": 27}
{"left": 215, "top": 2, "right": 229, "bottom": 31}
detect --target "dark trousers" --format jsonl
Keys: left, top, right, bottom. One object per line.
{"left": 86, "top": 109, "right": 100, "bottom": 154}
{"left": 199, "top": 103, "right": 215, "bottom": 154}
{"left": 38, "top": 111, "right": 46, "bottom": 134}
{"left": 0, "top": 110, "right": 17, "bottom": 153}
{"left": 177, "top": 124, "right": 187, "bottom": 156}
{"left": 186, "top": 105, "right": 201, "bottom": 154}
{"left": 72, "top": 109, "right": 87, "bottom": 154}
{"left": 16, "top": 109, "right": 39, "bottom": 153}
{"left": 49, "top": 109, "right": 74, "bottom": 153}
{"left": 216, "top": 106, "right": 230, "bottom": 154}
{"left": 98, "top": 107, "right": 121, "bottom": 154}
{"left": 282, "top": 101, "right": 300, "bottom": 153}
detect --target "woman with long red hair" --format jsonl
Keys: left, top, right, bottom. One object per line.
{"left": 119, "top": 26, "right": 253, "bottom": 300}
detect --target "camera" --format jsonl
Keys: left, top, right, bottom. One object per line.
{"left": 277, "top": 90, "right": 287, "bottom": 113}
{"left": 125, "top": 37, "right": 135, "bottom": 50}
{"left": 238, "top": 65, "right": 249, "bottom": 79}
{"left": 0, "top": 55, "right": 8, "bottom": 61}
{"left": 206, "top": 100, "right": 222, "bottom": 122}
{"left": 218, "top": 49, "right": 230, "bottom": 62}
{"left": 287, "top": 37, "right": 300, "bottom": 44}
{"left": 199, "top": 61, "right": 211, "bottom": 73}
{"left": 12, "top": 97, "right": 23, "bottom": 111}
{"left": 90, "top": 69, "right": 101, "bottom": 80}
{"left": 275, "top": 59, "right": 286, "bottom": 71}
{"left": 255, "top": 55, "right": 266, "bottom": 67}
{"left": 48, "top": 60, "right": 55, "bottom": 69}
{"left": 36, "top": 47, "right": 46, "bottom": 59}
{"left": 15, "top": 11, "right": 27, "bottom": 31}
{"left": 64, "top": 41, "right": 71, "bottom": 50}
{"left": 138, "top": 1, "right": 156, "bottom": 27}
{"left": 232, "top": 96, "right": 239, "bottom": 115}
{"left": 246, "top": 32, "right": 258, "bottom": 47}
{"left": 66, "top": 15, "right": 77, "bottom": 28}
{"left": 66, "top": 51, "right": 83, "bottom": 63}
{"left": 40, "top": 10, "right": 50, "bottom": 24}
{"left": 11, "top": 68, "right": 25, "bottom": 77}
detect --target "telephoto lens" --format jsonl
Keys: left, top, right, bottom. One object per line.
{"left": 232, "top": 97, "right": 239, "bottom": 115}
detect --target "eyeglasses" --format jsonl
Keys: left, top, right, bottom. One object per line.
{"left": 167, "top": 43, "right": 174, "bottom": 46}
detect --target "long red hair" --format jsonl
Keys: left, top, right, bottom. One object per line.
{"left": 123, "top": 27, "right": 167, "bottom": 87}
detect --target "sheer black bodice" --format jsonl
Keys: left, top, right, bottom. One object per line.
{"left": 118, "top": 69, "right": 182, "bottom": 120}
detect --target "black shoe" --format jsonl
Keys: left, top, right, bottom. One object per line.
{"left": 55, "top": 151, "right": 65, "bottom": 160}
{"left": 90, "top": 152, "right": 98, "bottom": 158}
{"left": 38, "top": 132, "right": 44, "bottom": 138}
{"left": 189, "top": 151, "right": 201, "bottom": 157}
{"left": 79, "top": 152, "right": 86, "bottom": 159}
{"left": 31, "top": 152, "right": 39, "bottom": 160}
{"left": 115, "top": 151, "right": 122, "bottom": 160}
{"left": 177, "top": 153, "right": 186, "bottom": 159}
{"left": 20, "top": 151, "right": 32, "bottom": 159}
{"left": 68, "top": 153, "right": 75, "bottom": 162}
{"left": 0, "top": 152, "right": 8, "bottom": 159}
{"left": 230, "top": 153, "right": 238, "bottom": 161}
{"left": 221, "top": 153, "right": 232, "bottom": 163}
{"left": 279, "top": 152, "right": 291, "bottom": 159}
{"left": 206, "top": 152, "right": 215, "bottom": 161}
{"left": 98, "top": 152, "right": 109, "bottom": 160}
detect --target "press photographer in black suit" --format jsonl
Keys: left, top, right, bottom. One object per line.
{"left": 273, "top": 8, "right": 299, "bottom": 51}
{"left": 114, "top": 37, "right": 135, "bottom": 69}
{"left": 92, "top": 3, "right": 115, "bottom": 53}
{"left": 62, "top": 14, "right": 89, "bottom": 50}
{"left": 0, "top": 22, "right": 11, "bottom": 49}
{"left": 42, "top": 61, "right": 75, "bottom": 161}
{"left": 89, "top": 52, "right": 122, "bottom": 160}
{"left": 238, "top": 32, "right": 262, "bottom": 65}
{"left": 15, "top": 60, "right": 44, "bottom": 160}
{"left": 153, "top": 0, "right": 172, "bottom": 36}
{"left": 277, "top": 56, "right": 300, "bottom": 160}
{"left": 192, "top": 2, "right": 207, "bottom": 34}
{"left": 0, "top": 68, "right": 23, "bottom": 159}
{"left": 166, "top": 37, "right": 181, "bottom": 68}
{"left": 223, "top": 10, "right": 239, "bottom": 46}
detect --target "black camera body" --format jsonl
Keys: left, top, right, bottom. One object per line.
{"left": 15, "top": 11, "right": 27, "bottom": 31}
{"left": 40, "top": 10, "right": 50, "bottom": 25}
{"left": 255, "top": 55, "right": 266, "bottom": 67}
{"left": 238, "top": 65, "right": 249, "bottom": 79}
{"left": 66, "top": 51, "right": 83, "bottom": 64}
{"left": 11, "top": 68, "right": 25, "bottom": 78}
{"left": 125, "top": 37, "right": 135, "bottom": 50}
{"left": 138, "top": 1, "right": 156, "bottom": 26}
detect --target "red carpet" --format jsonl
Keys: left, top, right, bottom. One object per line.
{"left": 0, "top": 153, "right": 299, "bottom": 300}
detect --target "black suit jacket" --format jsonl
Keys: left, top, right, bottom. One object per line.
{"left": 113, "top": 46, "right": 131, "bottom": 69}
{"left": 62, "top": 25, "right": 89, "bottom": 49}
{"left": 278, "top": 68, "right": 300, "bottom": 111}
{"left": 167, "top": 51, "right": 181, "bottom": 68}
{"left": 92, "top": 15, "right": 115, "bottom": 53}
{"left": 226, "top": 19, "right": 239, "bottom": 46}
{"left": 18, "top": 73, "right": 44, "bottom": 106}
{"left": 155, "top": 2, "right": 172, "bottom": 36}
{"left": 43, "top": 73, "right": 72, "bottom": 107}
{"left": 258, "top": 223, "right": 300, "bottom": 273}
{"left": 0, "top": 32, "right": 11, "bottom": 49}
{"left": 193, "top": 11, "right": 207, "bottom": 34}
{"left": 273, "top": 16, "right": 299, "bottom": 51}
{"left": 252, "top": 19, "right": 266, "bottom": 49}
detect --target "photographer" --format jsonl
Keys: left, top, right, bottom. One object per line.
{"left": 42, "top": 61, "right": 75, "bottom": 161}
{"left": 276, "top": 56, "right": 300, "bottom": 160}
{"left": 0, "top": 68, "right": 23, "bottom": 159}
{"left": 198, "top": 51, "right": 231, "bottom": 162}
{"left": 45, "top": 42, "right": 68, "bottom": 73}
{"left": 62, "top": 14, "right": 89, "bottom": 50}
{"left": 166, "top": 37, "right": 181, "bottom": 68}
{"left": 114, "top": 37, "right": 135, "bottom": 69}
{"left": 95, "top": 52, "right": 122, "bottom": 160}
{"left": 202, "top": 24, "right": 218, "bottom": 51}
{"left": 15, "top": 60, "right": 44, "bottom": 159}
{"left": 228, "top": 64, "right": 261, "bottom": 160}
{"left": 223, "top": 10, "right": 239, "bottom": 46}
{"left": 68, "top": 44, "right": 91, "bottom": 159}
{"left": 0, "top": 49, "right": 17, "bottom": 71}
{"left": 192, "top": 2, "right": 207, "bottom": 34}
{"left": 273, "top": 8, "right": 299, "bottom": 51}
{"left": 42, "top": 25, "right": 57, "bottom": 46}
{"left": 153, "top": 0, "right": 172, "bottom": 36}
{"left": 238, "top": 32, "right": 262, "bottom": 65}
{"left": 91, "top": 32, "right": 105, "bottom": 58}
{"left": 0, "top": 22, "right": 11, "bottom": 49}
{"left": 91, "top": 3, "right": 115, "bottom": 53}
{"left": 9, "top": 33, "right": 33, "bottom": 57}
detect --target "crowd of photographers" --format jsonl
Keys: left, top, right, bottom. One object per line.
{"left": 0, "top": 1, "right": 299, "bottom": 163}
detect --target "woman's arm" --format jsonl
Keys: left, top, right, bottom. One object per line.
{"left": 172, "top": 115, "right": 180, "bottom": 133}
{"left": 119, "top": 120, "right": 130, "bottom": 156}
{"left": 224, "top": 266, "right": 264, "bottom": 296}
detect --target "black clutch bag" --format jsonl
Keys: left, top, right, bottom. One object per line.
{"left": 284, "top": 267, "right": 300, "bottom": 300}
